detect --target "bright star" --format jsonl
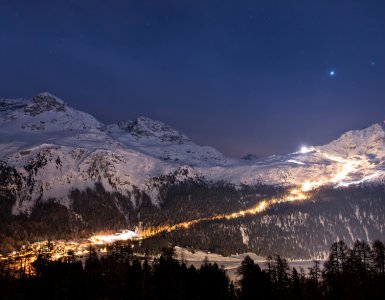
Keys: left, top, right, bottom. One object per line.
{"left": 329, "top": 70, "right": 335, "bottom": 77}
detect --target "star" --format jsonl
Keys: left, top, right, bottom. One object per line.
{"left": 329, "top": 70, "right": 336, "bottom": 77}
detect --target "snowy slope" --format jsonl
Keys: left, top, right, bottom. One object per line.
{"left": 318, "top": 123, "right": 385, "bottom": 158}
{"left": 1, "top": 93, "right": 385, "bottom": 215}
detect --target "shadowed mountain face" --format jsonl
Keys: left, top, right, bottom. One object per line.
{"left": 1, "top": 93, "right": 385, "bottom": 257}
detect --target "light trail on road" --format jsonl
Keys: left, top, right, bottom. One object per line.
{"left": 4, "top": 146, "right": 384, "bottom": 271}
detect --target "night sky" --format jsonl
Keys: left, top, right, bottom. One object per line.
{"left": 1, "top": 1, "right": 385, "bottom": 157}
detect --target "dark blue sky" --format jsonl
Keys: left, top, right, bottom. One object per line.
{"left": 1, "top": 0, "right": 385, "bottom": 156}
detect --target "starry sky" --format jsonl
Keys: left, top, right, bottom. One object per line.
{"left": 1, "top": 0, "right": 385, "bottom": 157}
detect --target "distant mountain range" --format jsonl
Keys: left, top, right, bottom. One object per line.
{"left": 1, "top": 92, "right": 385, "bottom": 258}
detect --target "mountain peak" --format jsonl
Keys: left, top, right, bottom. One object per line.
{"left": 24, "top": 92, "right": 66, "bottom": 116}
{"left": 338, "top": 122, "right": 385, "bottom": 141}
{"left": 36, "top": 92, "right": 64, "bottom": 103}
{"left": 118, "top": 116, "right": 191, "bottom": 144}
{"left": 318, "top": 122, "right": 385, "bottom": 157}
{"left": 242, "top": 154, "right": 259, "bottom": 161}
{"left": 0, "top": 93, "right": 104, "bottom": 134}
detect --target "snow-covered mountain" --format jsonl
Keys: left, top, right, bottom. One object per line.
{"left": 1, "top": 92, "right": 385, "bottom": 256}
{"left": 0, "top": 93, "right": 230, "bottom": 215}
{"left": 1, "top": 92, "right": 385, "bottom": 214}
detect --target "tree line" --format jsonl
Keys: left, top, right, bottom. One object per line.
{"left": 1, "top": 239, "right": 385, "bottom": 299}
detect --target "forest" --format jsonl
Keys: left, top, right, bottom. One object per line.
{"left": 1, "top": 239, "right": 385, "bottom": 299}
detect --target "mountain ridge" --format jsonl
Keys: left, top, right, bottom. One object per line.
{"left": 1, "top": 93, "right": 385, "bottom": 257}
{"left": 1, "top": 93, "right": 385, "bottom": 215}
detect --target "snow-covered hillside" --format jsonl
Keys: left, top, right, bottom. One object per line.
{"left": 1, "top": 92, "right": 385, "bottom": 216}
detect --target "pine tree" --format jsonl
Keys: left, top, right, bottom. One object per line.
{"left": 237, "top": 255, "right": 261, "bottom": 300}
{"left": 371, "top": 240, "right": 385, "bottom": 276}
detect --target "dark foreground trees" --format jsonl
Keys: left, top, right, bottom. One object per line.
{"left": 0, "top": 245, "right": 233, "bottom": 300}
{"left": 1, "top": 240, "right": 385, "bottom": 299}
{"left": 236, "top": 240, "right": 385, "bottom": 300}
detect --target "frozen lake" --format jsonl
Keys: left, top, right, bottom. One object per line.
{"left": 174, "top": 247, "right": 322, "bottom": 281}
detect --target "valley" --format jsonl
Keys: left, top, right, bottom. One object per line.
{"left": 1, "top": 93, "right": 385, "bottom": 260}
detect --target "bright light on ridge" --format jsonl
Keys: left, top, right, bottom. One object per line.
{"left": 300, "top": 146, "right": 314, "bottom": 154}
